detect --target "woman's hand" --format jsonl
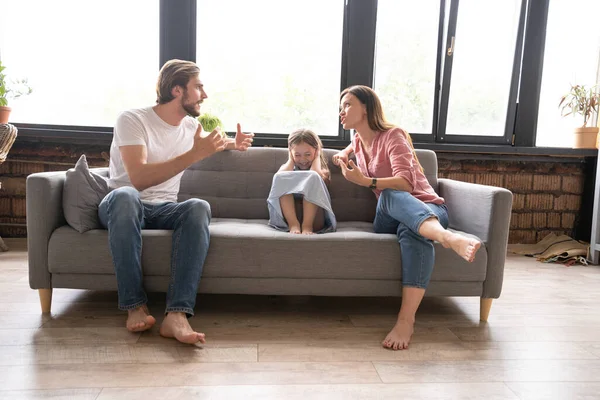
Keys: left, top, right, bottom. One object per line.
{"left": 339, "top": 160, "right": 369, "bottom": 187}
{"left": 332, "top": 151, "right": 348, "bottom": 166}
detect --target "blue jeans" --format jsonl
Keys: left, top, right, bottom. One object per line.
{"left": 373, "top": 189, "right": 449, "bottom": 289}
{"left": 98, "top": 186, "right": 211, "bottom": 316}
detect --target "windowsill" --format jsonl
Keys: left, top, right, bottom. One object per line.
{"left": 12, "top": 123, "right": 599, "bottom": 159}
{"left": 414, "top": 143, "right": 598, "bottom": 157}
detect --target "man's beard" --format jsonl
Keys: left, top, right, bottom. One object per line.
{"left": 182, "top": 91, "right": 201, "bottom": 117}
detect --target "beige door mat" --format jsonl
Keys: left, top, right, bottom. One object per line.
{"left": 507, "top": 233, "right": 590, "bottom": 265}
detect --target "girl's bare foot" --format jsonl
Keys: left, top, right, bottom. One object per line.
{"left": 289, "top": 223, "right": 302, "bottom": 234}
{"left": 126, "top": 305, "right": 156, "bottom": 332}
{"left": 159, "top": 312, "right": 206, "bottom": 344}
{"left": 302, "top": 225, "right": 314, "bottom": 235}
{"left": 443, "top": 232, "right": 481, "bottom": 262}
{"left": 382, "top": 318, "right": 414, "bottom": 350}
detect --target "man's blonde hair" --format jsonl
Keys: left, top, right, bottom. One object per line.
{"left": 156, "top": 59, "right": 200, "bottom": 104}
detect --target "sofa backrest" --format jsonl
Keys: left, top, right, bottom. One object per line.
{"left": 179, "top": 147, "right": 438, "bottom": 222}
{"left": 178, "top": 147, "right": 438, "bottom": 222}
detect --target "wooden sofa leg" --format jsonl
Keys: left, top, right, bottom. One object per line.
{"left": 39, "top": 289, "right": 53, "bottom": 314}
{"left": 480, "top": 298, "right": 493, "bottom": 322}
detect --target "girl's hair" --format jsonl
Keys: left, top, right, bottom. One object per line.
{"left": 156, "top": 59, "right": 200, "bottom": 104}
{"left": 340, "top": 85, "right": 423, "bottom": 172}
{"left": 288, "top": 129, "right": 329, "bottom": 172}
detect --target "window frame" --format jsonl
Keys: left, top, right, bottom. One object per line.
{"left": 9, "top": 0, "right": 595, "bottom": 156}
{"left": 436, "top": 0, "right": 527, "bottom": 145}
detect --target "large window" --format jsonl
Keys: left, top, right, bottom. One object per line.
{"left": 0, "top": 0, "right": 159, "bottom": 127}
{"left": 196, "top": 0, "right": 344, "bottom": 136}
{"left": 535, "top": 0, "right": 600, "bottom": 147}
{"left": 442, "top": 0, "right": 522, "bottom": 137}
{"left": 374, "top": 0, "right": 523, "bottom": 144}
{"left": 373, "top": 1, "right": 440, "bottom": 135}
{"left": 0, "top": 0, "right": 595, "bottom": 151}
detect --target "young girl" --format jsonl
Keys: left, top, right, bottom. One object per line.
{"left": 267, "top": 129, "right": 336, "bottom": 234}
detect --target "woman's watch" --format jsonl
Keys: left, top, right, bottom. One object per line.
{"left": 369, "top": 178, "right": 377, "bottom": 189}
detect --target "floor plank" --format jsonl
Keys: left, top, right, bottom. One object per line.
{"left": 504, "top": 382, "right": 600, "bottom": 400}
{"left": 373, "top": 359, "right": 600, "bottom": 383}
{"left": 0, "top": 362, "right": 381, "bottom": 390}
{"left": 94, "top": 383, "right": 520, "bottom": 400}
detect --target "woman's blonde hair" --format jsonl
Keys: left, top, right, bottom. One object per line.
{"left": 288, "top": 129, "right": 329, "bottom": 174}
{"left": 156, "top": 59, "right": 200, "bottom": 104}
{"left": 340, "top": 85, "right": 423, "bottom": 171}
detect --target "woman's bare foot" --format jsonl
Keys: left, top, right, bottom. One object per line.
{"left": 289, "top": 223, "right": 302, "bottom": 234}
{"left": 159, "top": 312, "right": 206, "bottom": 344}
{"left": 443, "top": 232, "right": 481, "bottom": 262}
{"left": 126, "top": 305, "right": 156, "bottom": 332}
{"left": 382, "top": 318, "right": 414, "bottom": 350}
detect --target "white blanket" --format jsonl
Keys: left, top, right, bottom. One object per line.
{"left": 267, "top": 171, "right": 337, "bottom": 233}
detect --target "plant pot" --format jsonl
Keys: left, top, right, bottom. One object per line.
{"left": 573, "top": 126, "right": 599, "bottom": 149}
{"left": 0, "top": 106, "right": 11, "bottom": 124}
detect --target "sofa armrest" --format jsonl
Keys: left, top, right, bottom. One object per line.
{"left": 438, "top": 178, "right": 513, "bottom": 298}
{"left": 26, "top": 171, "right": 68, "bottom": 289}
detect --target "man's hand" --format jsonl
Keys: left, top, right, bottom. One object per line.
{"left": 332, "top": 151, "right": 349, "bottom": 166}
{"left": 234, "top": 123, "right": 254, "bottom": 151}
{"left": 191, "top": 123, "right": 226, "bottom": 162}
{"left": 338, "top": 160, "right": 369, "bottom": 187}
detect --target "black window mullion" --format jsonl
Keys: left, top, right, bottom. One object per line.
{"left": 436, "top": 0, "right": 459, "bottom": 143}
{"left": 503, "top": 0, "right": 528, "bottom": 146}
{"left": 430, "top": 0, "right": 447, "bottom": 141}
{"left": 159, "top": 0, "right": 197, "bottom": 67}
{"left": 339, "top": 0, "right": 378, "bottom": 141}
{"left": 513, "top": 0, "right": 549, "bottom": 147}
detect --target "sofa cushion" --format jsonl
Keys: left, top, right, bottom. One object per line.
{"left": 62, "top": 155, "right": 109, "bottom": 233}
{"left": 48, "top": 219, "right": 487, "bottom": 282}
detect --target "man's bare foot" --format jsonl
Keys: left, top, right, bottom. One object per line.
{"left": 126, "top": 305, "right": 156, "bottom": 332}
{"left": 289, "top": 223, "right": 302, "bottom": 234}
{"left": 382, "top": 318, "right": 414, "bottom": 350}
{"left": 159, "top": 312, "right": 206, "bottom": 344}
{"left": 443, "top": 232, "right": 481, "bottom": 262}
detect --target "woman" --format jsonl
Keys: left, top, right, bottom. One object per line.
{"left": 333, "top": 85, "right": 480, "bottom": 350}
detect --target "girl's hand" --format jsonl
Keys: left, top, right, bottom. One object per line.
{"left": 339, "top": 160, "right": 369, "bottom": 186}
{"left": 312, "top": 147, "right": 323, "bottom": 167}
{"left": 311, "top": 149, "right": 326, "bottom": 179}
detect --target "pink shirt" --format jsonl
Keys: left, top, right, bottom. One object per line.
{"left": 353, "top": 127, "right": 444, "bottom": 205}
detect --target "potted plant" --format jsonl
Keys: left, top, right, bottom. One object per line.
{"left": 0, "top": 61, "right": 33, "bottom": 124}
{"left": 198, "top": 112, "right": 228, "bottom": 138}
{"left": 559, "top": 84, "right": 600, "bottom": 148}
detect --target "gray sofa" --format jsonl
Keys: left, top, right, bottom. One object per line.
{"left": 26, "top": 148, "right": 513, "bottom": 320}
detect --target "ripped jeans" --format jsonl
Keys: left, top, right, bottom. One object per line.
{"left": 98, "top": 186, "right": 211, "bottom": 316}
{"left": 373, "top": 189, "right": 449, "bottom": 289}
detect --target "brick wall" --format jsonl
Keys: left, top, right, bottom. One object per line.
{"left": 0, "top": 141, "right": 593, "bottom": 244}
{"left": 0, "top": 141, "right": 108, "bottom": 238}
{"left": 437, "top": 156, "right": 589, "bottom": 244}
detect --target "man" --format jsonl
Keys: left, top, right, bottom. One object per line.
{"left": 98, "top": 59, "right": 254, "bottom": 344}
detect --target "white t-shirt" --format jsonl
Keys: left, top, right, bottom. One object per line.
{"left": 108, "top": 107, "right": 198, "bottom": 203}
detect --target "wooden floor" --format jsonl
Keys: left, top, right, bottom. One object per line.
{"left": 0, "top": 238, "right": 599, "bottom": 400}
